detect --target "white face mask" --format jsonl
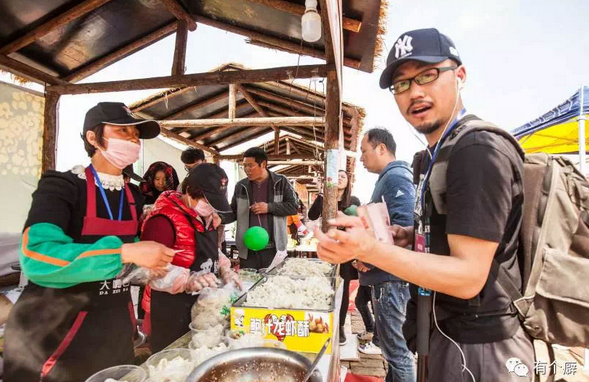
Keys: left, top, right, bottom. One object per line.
{"left": 194, "top": 199, "right": 214, "bottom": 217}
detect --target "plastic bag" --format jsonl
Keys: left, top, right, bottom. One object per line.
{"left": 190, "top": 283, "right": 240, "bottom": 328}
{"left": 122, "top": 264, "right": 218, "bottom": 295}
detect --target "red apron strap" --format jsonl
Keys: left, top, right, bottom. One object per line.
{"left": 84, "top": 167, "right": 97, "bottom": 219}
{"left": 41, "top": 311, "right": 88, "bottom": 379}
{"left": 125, "top": 185, "right": 137, "bottom": 222}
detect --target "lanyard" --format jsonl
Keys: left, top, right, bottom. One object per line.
{"left": 419, "top": 108, "right": 467, "bottom": 211}
{"left": 90, "top": 165, "right": 125, "bottom": 221}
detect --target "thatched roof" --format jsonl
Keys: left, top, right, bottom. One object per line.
{"left": 0, "top": 0, "right": 389, "bottom": 84}
{"left": 129, "top": 63, "right": 366, "bottom": 153}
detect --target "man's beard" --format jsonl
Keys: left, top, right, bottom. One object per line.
{"left": 414, "top": 119, "right": 442, "bottom": 135}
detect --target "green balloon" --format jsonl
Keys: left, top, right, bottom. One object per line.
{"left": 243, "top": 226, "right": 269, "bottom": 251}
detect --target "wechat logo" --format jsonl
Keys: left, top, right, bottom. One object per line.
{"left": 506, "top": 357, "right": 530, "bottom": 377}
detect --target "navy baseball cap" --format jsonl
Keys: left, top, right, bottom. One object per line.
{"left": 379, "top": 28, "right": 462, "bottom": 89}
{"left": 184, "top": 163, "right": 231, "bottom": 212}
{"left": 83, "top": 102, "right": 160, "bottom": 139}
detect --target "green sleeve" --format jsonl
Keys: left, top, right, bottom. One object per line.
{"left": 20, "top": 222, "right": 125, "bottom": 288}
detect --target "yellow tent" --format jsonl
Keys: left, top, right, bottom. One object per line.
{"left": 512, "top": 86, "right": 587, "bottom": 173}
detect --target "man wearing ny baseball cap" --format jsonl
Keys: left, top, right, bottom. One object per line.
{"left": 314, "top": 28, "right": 533, "bottom": 381}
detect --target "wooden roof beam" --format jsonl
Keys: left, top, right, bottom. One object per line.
{"left": 245, "top": 0, "right": 361, "bottom": 33}
{"left": 159, "top": 127, "right": 219, "bottom": 155}
{"left": 244, "top": 85, "right": 325, "bottom": 115}
{"left": 49, "top": 64, "right": 329, "bottom": 95}
{"left": 0, "top": 54, "right": 68, "bottom": 86}
{"left": 130, "top": 86, "right": 194, "bottom": 113}
{"left": 0, "top": 0, "right": 113, "bottom": 55}
{"left": 192, "top": 15, "right": 361, "bottom": 70}
{"left": 163, "top": 91, "right": 229, "bottom": 120}
{"left": 160, "top": 116, "right": 324, "bottom": 129}
{"left": 64, "top": 21, "right": 178, "bottom": 83}
{"left": 159, "top": 0, "right": 197, "bottom": 31}
{"left": 218, "top": 154, "right": 315, "bottom": 161}
{"left": 190, "top": 111, "right": 259, "bottom": 141}
{"left": 235, "top": 84, "right": 278, "bottom": 132}
{"left": 218, "top": 127, "right": 274, "bottom": 152}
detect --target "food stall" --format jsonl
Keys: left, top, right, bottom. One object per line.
{"left": 119, "top": 258, "right": 342, "bottom": 382}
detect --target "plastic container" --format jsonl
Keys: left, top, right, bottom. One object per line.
{"left": 188, "top": 322, "right": 225, "bottom": 349}
{"left": 85, "top": 365, "right": 146, "bottom": 382}
{"left": 146, "top": 348, "right": 194, "bottom": 379}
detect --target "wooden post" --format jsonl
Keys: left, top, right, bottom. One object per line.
{"left": 49, "top": 64, "right": 329, "bottom": 95}
{"left": 42, "top": 92, "right": 60, "bottom": 173}
{"left": 274, "top": 130, "right": 280, "bottom": 154}
{"left": 172, "top": 21, "right": 188, "bottom": 76}
{"left": 319, "top": 0, "right": 344, "bottom": 231}
{"left": 228, "top": 84, "right": 237, "bottom": 119}
{"left": 286, "top": 138, "right": 291, "bottom": 155}
{"left": 159, "top": 0, "right": 197, "bottom": 31}
{"left": 0, "top": 0, "right": 113, "bottom": 55}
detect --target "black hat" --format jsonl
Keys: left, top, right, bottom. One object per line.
{"left": 123, "top": 165, "right": 144, "bottom": 183}
{"left": 379, "top": 28, "right": 462, "bottom": 89}
{"left": 83, "top": 102, "right": 160, "bottom": 139}
{"left": 184, "top": 164, "right": 230, "bottom": 212}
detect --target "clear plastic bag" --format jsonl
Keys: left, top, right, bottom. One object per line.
{"left": 190, "top": 283, "right": 240, "bottom": 329}
{"left": 121, "top": 264, "right": 218, "bottom": 295}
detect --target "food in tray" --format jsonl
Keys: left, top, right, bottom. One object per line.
{"left": 147, "top": 355, "right": 194, "bottom": 382}
{"left": 308, "top": 314, "right": 330, "bottom": 333}
{"left": 246, "top": 275, "right": 334, "bottom": 310}
{"left": 237, "top": 268, "right": 263, "bottom": 283}
{"left": 104, "top": 379, "right": 127, "bottom": 382}
{"left": 275, "top": 258, "right": 333, "bottom": 277}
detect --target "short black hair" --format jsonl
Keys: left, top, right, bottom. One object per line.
{"left": 366, "top": 127, "right": 396, "bottom": 156}
{"left": 80, "top": 123, "right": 105, "bottom": 158}
{"left": 243, "top": 147, "right": 268, "bottom": 166}
{"left": 350, "top": 196, "right": 361, "bottom": 206}
{"left": 181, "top": 147, "right": 205, "bottom": 164}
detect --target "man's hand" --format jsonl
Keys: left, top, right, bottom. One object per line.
{"left": 250, "top": 202, "right": 269, "bottom": 214}
{"left": 352, "top": 260, "right": 370, "bottom": 272}
{"left": 314, "top": 212, "right": 377, "bottom": 265}
{"left": 391, "top": 225, "right": 414, "bottom": 248}
{"left": 121, "top": 241, "right": 174, "bottom": 270}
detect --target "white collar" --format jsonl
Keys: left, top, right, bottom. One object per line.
{"left": 72, "top": 165, "right": 125, "bottom": 191}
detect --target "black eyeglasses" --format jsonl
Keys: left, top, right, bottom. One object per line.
{"left": 389, "top": 66, "right": 457, "bottom": 95}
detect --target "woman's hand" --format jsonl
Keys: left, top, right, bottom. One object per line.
{"left": 219, "top": 266, "right": 243, "bottom": 290}
{"left": 185, "top": 272, "right": 219, "bottom": 294}
{"left": 121, "top": 241, "right": 174, "bottom": 270}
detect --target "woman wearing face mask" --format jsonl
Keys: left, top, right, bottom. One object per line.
{"left": 140, "top": 163, "right": 241, "bottom": 352}
{"left": 141, "top": 161, "right": 180, "bottom": 205}
{"left": 308, "top": 170, "right": 358, "bottom": 346}
{"left": 3, "top": 102, "right": 175, "bottom": 382}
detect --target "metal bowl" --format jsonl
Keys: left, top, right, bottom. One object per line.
{"left": 185, "top": 347, "right": 322, "bottom": 382}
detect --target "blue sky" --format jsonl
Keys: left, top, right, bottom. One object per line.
{"left": 7, "top": 0, "right": 587, "bottom": 203}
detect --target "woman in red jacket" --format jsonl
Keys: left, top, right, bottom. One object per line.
{"left": 141, "top": 163, "right": 240, "bottom": 352}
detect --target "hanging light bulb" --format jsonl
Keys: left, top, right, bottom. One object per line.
{"left": 302, "top": 0, "right": 322, "bottom": 43}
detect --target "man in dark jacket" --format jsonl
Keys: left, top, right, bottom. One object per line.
{"left": 355, "top": 128, "right": 416, "bottom": 381}
{"left": 221, "top": 147, "right": 298, "bottom": 270}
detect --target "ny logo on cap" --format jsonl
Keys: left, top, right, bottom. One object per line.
{"left": 395, "top": 35, "right": 413, "bottom": 59}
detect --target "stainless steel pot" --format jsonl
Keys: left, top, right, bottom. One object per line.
{"left": 185, "top": 347, "right": 323, "bottom": 382}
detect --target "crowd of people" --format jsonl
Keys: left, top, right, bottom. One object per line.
{"left": 4, "top": 27, "right": 541, "bottom": 382}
